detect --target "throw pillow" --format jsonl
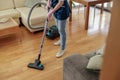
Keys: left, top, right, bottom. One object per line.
{"left": 86, "top": 54, "right": 103, "bottom": 71}
{"left": 24, "top": 0, "right": 41, "bottom": 8}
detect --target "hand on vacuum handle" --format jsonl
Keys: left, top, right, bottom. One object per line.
{"left": 48, "top": 7, "right": 50, "bottom": 12}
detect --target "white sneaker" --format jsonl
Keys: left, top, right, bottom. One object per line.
{"left": 56, "top": 49, "right": 66, "bottom": 58}
{"left": 54, "top": 40, "right": 60, "bottom": 46}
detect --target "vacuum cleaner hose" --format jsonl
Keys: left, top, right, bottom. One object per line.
{"left": 27, "top": 2, "right": 46, "bottom": 30}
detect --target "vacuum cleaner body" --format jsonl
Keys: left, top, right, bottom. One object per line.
{"left": 46, "top": 25, "right": 60, "bottom": 40}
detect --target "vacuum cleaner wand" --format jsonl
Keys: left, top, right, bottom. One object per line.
{"left": 27, "top": 16, "right": 49, "bottom": 70}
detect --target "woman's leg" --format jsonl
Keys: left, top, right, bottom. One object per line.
{"left": 54, "top": 18, "right": 60, "bottom": 46}
{"left": 57, "top": 19, "right": 67, "bottom": 50}
{"left": 54, "top": 18, "right": 67, "bottom": 57}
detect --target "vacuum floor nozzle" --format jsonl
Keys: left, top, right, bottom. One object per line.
{"left": 28, "top": 59, "right": 44, "bottom": 70}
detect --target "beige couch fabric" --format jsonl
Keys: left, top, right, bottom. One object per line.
{"left": 0, "top": 0, "right": 55, "bottom": 32}
{"left": 0, "top": 0, "right": 20, "bottom": 24}
{"left": 0, "top": 9, "right": 20, "bottom": 18}
{"left": 0, "top": 0, "right": 14, "bottom": 10}
{"left": 17, "top": 7, "right": 55, "bottom": 32}
{"left": 14, "top": 0, "right": 26, "bottom": 8}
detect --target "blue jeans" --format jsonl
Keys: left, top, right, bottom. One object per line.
{"left": 55, "top": 18, "right": 67, "bottom": 50}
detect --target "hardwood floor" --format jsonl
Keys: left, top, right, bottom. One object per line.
{"left": 0, "top": 7, "right": 111, "bottom": 80}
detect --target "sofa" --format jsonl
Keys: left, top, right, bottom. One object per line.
{"left": 63, "top": 53, "right": 100, "bottom": 80}
{"left": 0, "top": 0, "right": 55, "bottom": 32}
{"left": 63, "top": 45, "right": 105, "bottom": 80}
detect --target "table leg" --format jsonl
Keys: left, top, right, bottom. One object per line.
{"left": 85, "top": 5, "right": 90, "bottom": 30}
{"left": 101, "top": 3, "right": 104, "bottom": 14}
{"left": 69, "top": 0, "right": 72, "bottom": 22}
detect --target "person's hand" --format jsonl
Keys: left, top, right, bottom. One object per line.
{"left": 46, "top": 4, "right": 51, "bottom": 12}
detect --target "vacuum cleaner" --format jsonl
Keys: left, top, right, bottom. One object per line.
{"left": 27, "top": 2, "right": 59, "bottom": 40}
{"left": 27, "top": 16, "right": 49, "bottom": 70}
{"left": 27, "top": 2, "right": 50, "bottom": 70}
{"left": 46, "top": 25, "right": 60, "bottom": 40}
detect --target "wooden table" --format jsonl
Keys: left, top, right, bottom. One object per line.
{"left": 69, "top": 0, "right": 111, "bottom": 30}
{"left": 0, "top": 18, "right": 21, "bottom": 40}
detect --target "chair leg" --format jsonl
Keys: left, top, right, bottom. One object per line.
{"left": 78, "top": 4, "right": 80, "bottom": 14}
{"left": 84, "top": 5, "right": 86, "bottom": 19}
{"left": 93, "top": 5, "right": 96, "bottom": 22}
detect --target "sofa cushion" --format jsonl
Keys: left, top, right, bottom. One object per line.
{"left": 16, "top": 7, "right": 47, "bottom": 24}
{"left": 86, "top": 55, "right": 103, "bottom": 71}
{"left": 86, "top": 45, "right": 105, "bottom": 71}
{"left": 24, "top": 0, "right": 41, "bottom": 8}
{"left": 14, "top": 0, "right": 26, "bottom": 8}
{"left": 0, "top": 9, "right": 20, "bottom": 18}
{"left": 0, "top": 0, "right": 14, "bottom": 10}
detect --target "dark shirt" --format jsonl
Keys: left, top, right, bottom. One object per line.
{"left": 51, "top": 0, "right": 71, "bottom": 20}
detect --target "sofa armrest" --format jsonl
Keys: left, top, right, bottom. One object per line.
{"left": 39, "top": 2, "right": 46, "bottom": 8}
{"left": 40, "top": 2, "right": 46, "bottom": 6}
